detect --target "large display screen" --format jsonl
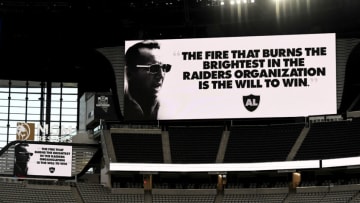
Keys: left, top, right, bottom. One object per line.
{"left": 124, "top": 33, "right": 336, "bottom": 120}
{"left": 14, "top": 143, "right": 72, "bottom": 177}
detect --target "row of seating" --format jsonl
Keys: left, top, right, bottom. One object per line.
{"left": 4, "top": 180, "right": 360, "bottom": 203}
{"left": 0, "top": 181, "right": 77, "bottom": 203}
{"left": 111, "top": 118, "right": 360, "bottom": 164}
{"left": 77, "top": 182, "right": 144, "bottom": 203}
{"left": 295, "top": 119, "right": 360, "bottom": 160}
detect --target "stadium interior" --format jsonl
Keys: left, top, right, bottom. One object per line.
{"left": 0, "top": 0, "right": 360, "bottom": 202}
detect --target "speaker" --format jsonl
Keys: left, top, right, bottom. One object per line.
{"left": 292, "top": 172, "right": 301, "bottom": 188}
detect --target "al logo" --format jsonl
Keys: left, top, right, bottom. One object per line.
{"left": 243, "top": 94, "right": 260, "bottom": 112}
{"left": 96, "top": 95, "right": 110, "bottom": 112}
{"left": 49, "top": 167, "right": 55, "bottom": 173}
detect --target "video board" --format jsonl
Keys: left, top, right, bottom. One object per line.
{"left": 14, "top": 143, "right": 72, "bottom": 177}
{"left": 124, "top": 33, "right": 336, "bottom": 120}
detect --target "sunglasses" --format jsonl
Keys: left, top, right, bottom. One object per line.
{"left": 17, "top": 151, "right": 33, "bottom": 156}
{"left": 136, "top": 64, "right": 171, "bottom": 74}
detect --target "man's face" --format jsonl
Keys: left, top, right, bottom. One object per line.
{"left": 15, "top": 146, "right": 32, "bottom": 164}
{"left": 129, "top": 48, "right": 166, "bottom": 99}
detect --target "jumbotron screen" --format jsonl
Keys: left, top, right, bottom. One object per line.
{"left": 124, "top": 33, "right": 336, "bottom": 120}
{"left": 14, "top": 143, "right": 72, "bottom": 177}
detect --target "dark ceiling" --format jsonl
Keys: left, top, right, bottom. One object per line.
{"left": 0, "top": 0, "right": 359, "bottom": 83}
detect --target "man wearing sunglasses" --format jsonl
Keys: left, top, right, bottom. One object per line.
{"left": 14, "top": 143, "right": 33, "bottom": 177}
{"left": 124, "top": 40, "right": 171, "bottom": 120}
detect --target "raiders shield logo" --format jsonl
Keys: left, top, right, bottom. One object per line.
{"left": 49, "top": 167, "right": 55, "bottom": 173}
{"left": 243, "top": 94, "right": 260, "bottom": 112}
{"left": 96, "top": 96, "right": 110, "bottom": 112}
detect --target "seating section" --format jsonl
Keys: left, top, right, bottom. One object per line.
{"left": 286, "top": 190, "right": 358, "bottom": 203}
{"left": 295, "top": 119, "right": 360, "bottom": 160}
{"left": 226, "top": 180, "right": 288, "bottom": 189}
{"left": 2, "top": 180, "right": 360, "bottom": 203}
{"left": 112, "top": 133, "right": 164, "bottom": 163}
{"left": 319, "top": 190, "right": 358, "bottom": 202}
{"left": 168, "top": 126, "right": 224, "bottom": 163}
{"left": 77, "top": 183, "right": 144, "bottom": 203}
{"left": 224, "top": 123, "right": 304, "bottom": 163}
{"left": 153, "top": 194, "right": 216, "bottom": 203}
{"left": 287, "top": 191, "right": 327, "bottom": 202}
{"left": 0, "top": 181, "right": 77, "bottom": 203}
{"left": 222, "top": 193, "right": 288, "bottom": 203}
{"left": 350, "top": 192, "right": 360, "bottom": 202}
